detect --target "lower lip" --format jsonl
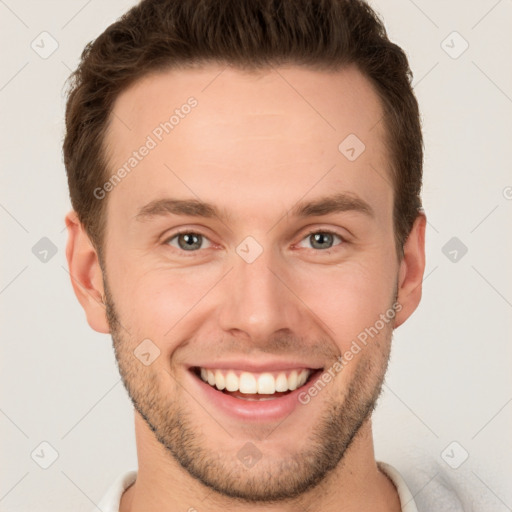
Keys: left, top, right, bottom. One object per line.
{"left": 187, "top": 368, "right": 323, "bottom": 422}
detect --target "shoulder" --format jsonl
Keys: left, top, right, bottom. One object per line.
{"left": 378, "top": 460, "right": 467, "bottom": 512}
{"left": 91, "top": 470, "right": 137, "bottom": 512}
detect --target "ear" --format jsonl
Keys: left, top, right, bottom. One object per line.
{"left": 64, "top": 210, "right": 110, "bottom": 333}
{"left": 394, "top": 213, "right": 427, "bottom": 329}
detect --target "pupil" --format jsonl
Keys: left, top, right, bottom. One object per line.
{"left": 179, "top": 233, "right": 201, "bottom": 250}
{"left": 177, "top": 233, "right": 333, "bottom": 251}
{"left": 312, "top": 232, "right": 333, "bottom": 250}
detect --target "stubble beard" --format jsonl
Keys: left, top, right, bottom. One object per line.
{"left": 103, "top": 277, "right": 395, "bottom": 503}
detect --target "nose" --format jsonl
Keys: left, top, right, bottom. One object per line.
{"left": 217, "top": 241, "right": 304, "bottom": 345}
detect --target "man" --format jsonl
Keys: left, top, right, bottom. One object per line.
{"left": 63, "top": 0, "right": 461, "bottom": 510}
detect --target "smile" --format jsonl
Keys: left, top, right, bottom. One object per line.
{"left": 196, "top": 367, "right": 312, "bottom": 397}
{"left": 187, "top": 365, "right": 324, "bottom": 421}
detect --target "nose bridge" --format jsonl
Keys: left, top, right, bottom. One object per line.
{"left": 217, "top": 240, "right": 298, "bottom": 339}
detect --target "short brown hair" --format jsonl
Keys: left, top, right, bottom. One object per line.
{"left": 63, "top": 0, "right": 423, "bottom": 263}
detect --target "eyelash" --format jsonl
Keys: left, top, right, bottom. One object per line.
{"left": 163, "top": 228, "right": 346, "bottom": 255}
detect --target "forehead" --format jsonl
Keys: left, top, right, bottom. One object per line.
{"left": 103, "top": 64, "right": 391, "bottom": 230}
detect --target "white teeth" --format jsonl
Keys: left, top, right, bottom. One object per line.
{"left": 214, "top": 370, "right": 225, "bottom": 390}
{"left": 225, "top": 371, "right": 238, "bottom": 392}
{"left": 275, "top": 373, "right": 288, "bottom": 392}
{"left": 257, "top": 373, "right": 276, "bottom": 394}
{"left": 239, "top": 372, "right": 258, "bottom": 393}
{"left": 197, "top": 368, "right": 312, "bottom": 395}
{"left": 297, "top": 369, "right": 308, "bottom": 388}
{"left": 288, "top": 370, "right": 298, "bottom": 391}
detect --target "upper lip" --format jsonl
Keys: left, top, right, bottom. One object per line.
{"left": 188, "top": 359, "right": 324, "bottom": 373}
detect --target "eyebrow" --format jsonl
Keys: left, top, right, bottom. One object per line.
{"left": 134, "top": 192, "right": 374, "bottom": 223}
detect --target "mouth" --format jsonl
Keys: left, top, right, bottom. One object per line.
{"left": 185, "top": 363, "right": 327, "bottom": 425}
{"left": 191, "top": 366, "right": 321, "bottom": 401}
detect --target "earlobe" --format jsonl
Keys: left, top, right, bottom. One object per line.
{"left": 394, "top": 213, "right": 427, "bottom": 329}
{"left": 65, "top": 210, "right": 110, "bottom": 334}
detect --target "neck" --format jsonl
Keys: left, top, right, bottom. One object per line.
{"left": 120, "top": 413, "right": 401, "bottom": 512}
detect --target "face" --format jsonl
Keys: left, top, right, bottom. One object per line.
{"left": 84, "top": 64, "right": 420, "bottom": 502}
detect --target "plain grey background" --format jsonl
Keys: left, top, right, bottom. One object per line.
{"left": 1, "top": 0, "right": 511, "bottom": 510}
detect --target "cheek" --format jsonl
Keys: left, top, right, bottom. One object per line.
{"left": 294, "top": 260, "right": 396, "bottom": 351}
{"left": 114, "top": 263, "right": 221, "bottom": 338}
{"left": 109, "top": 241, "right": 397, "bottom": 357}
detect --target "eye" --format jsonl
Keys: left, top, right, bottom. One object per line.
{"left": 297, "top": 230, "right": 345, "bottom": 251}
{"left": 164, "top": 231, "right": 212, "bottom": 252}
{"left": 163, "top": 229, "right": 345, "bottom": 254}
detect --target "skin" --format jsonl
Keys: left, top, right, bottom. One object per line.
{"left": 65, "top": 63, "right": 426, "bottom": 512}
